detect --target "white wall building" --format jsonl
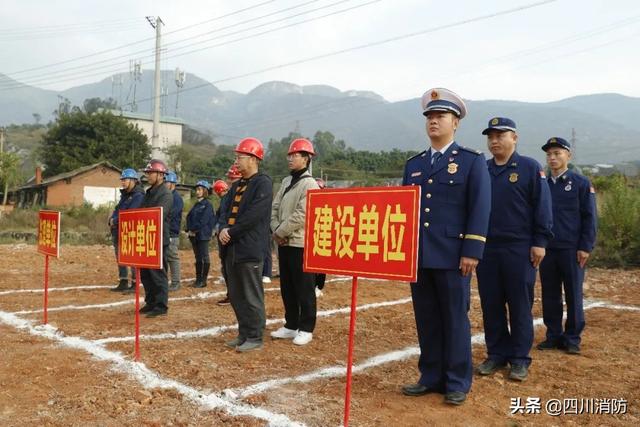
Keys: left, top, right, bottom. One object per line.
{"left": 110, "top": 110, "right": 185, "bottom": 163}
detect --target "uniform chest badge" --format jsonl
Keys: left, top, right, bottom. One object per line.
{"left": 447, "top": 163, "right": 458, "bottom": 174}
{"left": 411, "top": 171, "right": 422, "bottom": 177}
{"left": 565, "top": 184, "right": 572, "bottom": 191}
{"left": 509, "top": 173, "right": 519, "bottom": 183}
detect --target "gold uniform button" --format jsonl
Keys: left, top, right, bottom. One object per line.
{"left": 424, "top": 222, "right": 429, "bottom": 228}
{"left": 424, "top": 208, "right": 430, "bottom": 213}
{"left": 426, "top": 193, "right": 432, "bottom": 198}
{"left": 427, "top": 179, "right": 433, "bottom": 184}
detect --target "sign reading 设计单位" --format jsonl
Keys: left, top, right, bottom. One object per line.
{"left": 304, "top": 186, "right": 420, "bottom": 282}
{"left": 117, "top": 207, "right": 163, "bottom": 269}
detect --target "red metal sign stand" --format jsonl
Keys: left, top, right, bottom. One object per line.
{"left": 134, "top": 269, "right": 141, "bottom": 361}
{"left": 343, "top": 275, "right": 359, "bottom": 427}
{"left": 43, "top": 255, "right": 49, "bottom": 325}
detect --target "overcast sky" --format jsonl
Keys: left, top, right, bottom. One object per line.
{"left": 1, "top": 0, "right": 639, "bottom": 103}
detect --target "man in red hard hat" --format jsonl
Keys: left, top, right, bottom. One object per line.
{"left": 218, "top": 138, "right": 273, "bottom": 352}
{"left": 139, "top": 159, "right": 174, "bottom": 318}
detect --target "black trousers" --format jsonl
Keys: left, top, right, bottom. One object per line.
{"left": 140, "top": 245, "right": 169, "bottom": 310}
{"left": 225, "top": 257, "right": 265, "bottom": 342}
{"left": 189, "top": 237, "right": 210, "bottom": 263}
{"left": 278, "top": 246, "right": 317, "bottom": 332}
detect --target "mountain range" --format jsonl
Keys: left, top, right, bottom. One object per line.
{"left": 1, "top": 70, "right": 639, "bottom": 164}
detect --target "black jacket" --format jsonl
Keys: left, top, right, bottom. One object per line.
{"left": 142, "top": 183, "right": 173, "bottom": 246}
{"left": 220, "top": 172, "right": 272, "bottom": 263}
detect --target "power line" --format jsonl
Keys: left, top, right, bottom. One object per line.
{"left": 0, "top": 0, "right": 354, "bottom": 88}
{"left": 120, "top": 0, "right": 559, "bottom": 109}
{"left": 0, "top": 17, "right": 142, "bottom": 35}
{"left": 0, "top": 0, "right": 382, "bottom": 91}
{"left": 1, "top": 0, "right": 280, "bottom": 77}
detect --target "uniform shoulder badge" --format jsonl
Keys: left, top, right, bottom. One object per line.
{"left": 460, "top": 146, "right": 482, "bottom": 155}
{"left": 407, "top": 150, "right": 427, "bottom": 161}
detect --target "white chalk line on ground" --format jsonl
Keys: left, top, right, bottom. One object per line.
{"left": 224, "top": 299, "right": 639, "bottom": 399}
{"left": 0, "top": 275, "right": 214, "bottom": 296}
{"left": 11, "top": 288, "right": 280, "bottom": 315}
{"left": 94, "top": 297, "right": 413, "bottom": 345}
{"left": 0, "top": 309, "right": 304, "bottom": 427}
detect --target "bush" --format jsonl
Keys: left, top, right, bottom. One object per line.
{"left": 590, "top": 176, "right": 640, "bottom": 267}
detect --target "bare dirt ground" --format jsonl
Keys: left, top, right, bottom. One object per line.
{"left": 0, "top": 244, "right": 638, "bottom": 426}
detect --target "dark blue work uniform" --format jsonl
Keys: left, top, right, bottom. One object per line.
{"left": 403, "top": 142, "right": 491, "bottom": 394}
{"left": 186, "top": 197, "right": 216, "bottom": 265}
{"left": 110, "top": 183, "right": 145, "bottom": 280}
{"left": 169, "top": 190, "right": 184, "bottom": 238}
{"left": 476, "top": 152, "right": 553, "bottom": 367}
{"left": 540, "top": 170, "right": 596, "bottom": 347}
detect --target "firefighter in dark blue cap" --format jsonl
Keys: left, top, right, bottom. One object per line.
{"left": 108, "top": 168, "right": 145, "bottom": 292}
{"left": 475, "top": 117, "right": 553, "bottom": 382}
{"left": 164, "top": 171, "right": 184, "bottom": 291}
{"left": 538, "top": 137, "right": 597, "bottom": 355}
{"left": 186, "top": 180, "right": 216, "bottom": 288}
{"left": 401, "top": 88, "right": 491, "bottom": 405}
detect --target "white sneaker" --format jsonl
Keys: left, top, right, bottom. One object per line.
{"left": 270, "top": 326, "right": 297, "bottom": 339}
{"left": 315, "top": 288, "right": 323, "bottom": 297}
{"left": 262, "top": 276, "right": 272, "bottom": 284}
{"left": 293, "top": 331, "right": 313, "bottom": 346}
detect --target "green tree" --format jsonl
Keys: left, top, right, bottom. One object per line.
{"left": 39, "top": 110, "right": 150, "bottom": 177}
{"left": 82, "top": 97, "right": 118, "bottom": 114}
{"left": 0, "top": 151, "right": 22, "bottom": 205}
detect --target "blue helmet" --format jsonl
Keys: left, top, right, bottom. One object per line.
{"left": 195, "top": 180, "right": 210, "bottom": 190}
{"left": 120, "top": 168, "right": 138, "bottom": 180}
{"left": 165, "top": 171, "right": 178, "bottom": 183}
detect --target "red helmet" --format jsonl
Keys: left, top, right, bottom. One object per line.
{"left": 235, "top": 137, "right": 264, "bottom": 160}
{"left": 315, "top": 178, "right": 326, "bottom": 189}
{"left": 288, "top": 138, "right": 315, "bottom": 156}
{"left": 143, "top": 159, "right": 168, "bottom": 174}
{"left": 226, "top": 164, "right": 242, "bottom": 179}
{"left": 213, "top": 180, "right": 229, "bottom": 196}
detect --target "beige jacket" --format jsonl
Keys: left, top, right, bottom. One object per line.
{"left": 271, "top": 171, "right": 319, "bottom": 248}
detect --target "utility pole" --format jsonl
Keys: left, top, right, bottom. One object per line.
{"left": 0, "top": 127, "right": 5, "bottom": 153}
{"left": 147, "top": 16, "right": 164, "bottom": 159}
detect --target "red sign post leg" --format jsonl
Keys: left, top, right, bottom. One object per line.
{"left": 134, "top": 269, "right": 141, "bottom": 361}
{"left": 344, "top": 275, "right": 359, "bottom": 427}
{"left": 43, "top": 254, "right": 49, "bottom": 325}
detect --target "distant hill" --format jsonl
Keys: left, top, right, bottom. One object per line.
{"left": 1, "top": 71, "right": 639, "bottom": 164}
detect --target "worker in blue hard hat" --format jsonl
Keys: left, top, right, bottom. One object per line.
{"left": 164, "top": 171, "right": 184, "bottom": 291}
{"left": 108, "top": 168, "right": 145, "bottom": 292}
{"left": 186, "top": 180, "right": 216, "bottom": 288}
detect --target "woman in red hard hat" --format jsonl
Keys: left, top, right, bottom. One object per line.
{"left": 270, "top": 138, "right": 320, "bottom": 346}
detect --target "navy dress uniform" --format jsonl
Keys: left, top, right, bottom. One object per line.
{"left": 402, "top": 88, "right": 491, "bottom": 401}
{"left": 475, "top": 118, "right": 553, "bottom": 378}
{"left": 539, "top": 137, "right": 597, "bottom": 353}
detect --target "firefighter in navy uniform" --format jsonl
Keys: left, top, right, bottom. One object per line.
{"left": 538, "top": 137, "right": 597, "bottom": 355}
{"left": 401, "top": 88, "right": 491, "bottom": 406}
{"left": 475, "top": 117, "right": 553, "bottom": 382}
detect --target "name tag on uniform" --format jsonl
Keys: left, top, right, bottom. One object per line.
{"left": 411, "top": 172, "right": 422, "bottom": 177}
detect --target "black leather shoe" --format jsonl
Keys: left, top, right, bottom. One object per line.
{"left": 145, "top": 308, "right": 167, "bottom": 318}
{"left": 192, "top": 281, "right": 207, "bottom": 288}
{"left": 565, "top": 344, "right": 581, "bottom": 355}
{"left": 139, "top": 305, "right": 155, "bottom": 314}
{"left": 401, "top": 383, "right": 440, "bottom": 396}
{"left": 444, "top": 391, "right": 466, "bottom": 405}
{"left": 536, "top": 340, "right": 561, "bottom": 350}
{"left": 476, "top": 359, "right": 506, "bottom": 376}
{"left": 509, "top": 364, "right": 528, "bottom": 381}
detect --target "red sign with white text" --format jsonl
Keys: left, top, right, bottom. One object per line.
{"left": 304, "top": 186, "right": 420, "bottom": 281}
{"left": 118, "top": 207, "right": 163, "bottom": 269}
{"left": 38, "top": 210, "right": 61, "bottom": 258}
